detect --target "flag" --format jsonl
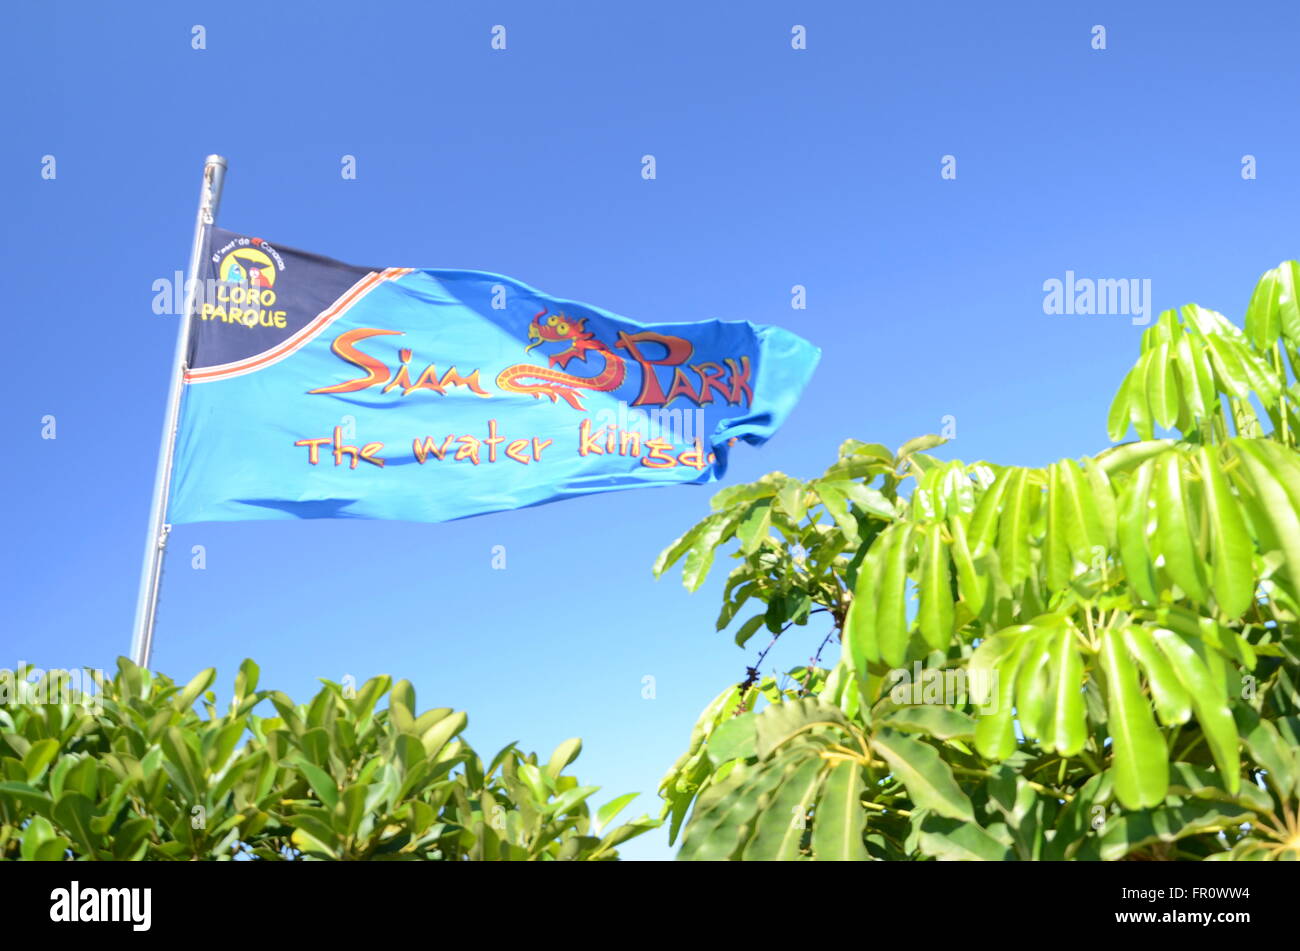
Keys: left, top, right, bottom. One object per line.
{"left": 167, "top": 228, "right": 819, "bottom": 524}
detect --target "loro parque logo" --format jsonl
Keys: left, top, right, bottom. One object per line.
{"left": 201, "top": 235, "right": 288, "bottom": 328}
{"left": 220, "top": 243, "right": 278, "bottom": 288}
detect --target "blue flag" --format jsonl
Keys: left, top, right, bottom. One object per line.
{"left": 167, "top": 228, "right": 819, "bottom": 524}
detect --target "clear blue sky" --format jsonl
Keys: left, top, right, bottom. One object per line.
{"left": 4, "top": 2, "right": 1298, "bottom": 859}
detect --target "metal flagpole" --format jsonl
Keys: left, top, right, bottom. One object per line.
{"left": 130, "top": 155, "right": 228, "bottom": 668}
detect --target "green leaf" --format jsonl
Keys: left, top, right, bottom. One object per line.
{"left": 1231, "top": 438, "right": 1300, "bottom": 600}
{"left": 917, "top": 522, "right": 954, "bottom": 651}
{"left": 234, "top": 658, "right": 260, "bottom": 700}
{"left": 1098, "top": 628, "right": 1168, "bottom": 810}
{"left": 289, "top": 820, "right": 340, "bottom": 859}
{"left": 1046, "top": 624, "right": 1086, "bottom": 757}
{"left": 653, "top": 514, "right": 713, "bottom": 578}
{"left": 1146, "top": 341, "right": 1179, "bottom": 430}
{"left": 710, "top": 477, "right": 780, "bottom": 512}
{"left": 1084, "top": 460, "right": 1119, "bottom": 553}
{"left": 742, "top": 750, "right": 825, "bottom": 859}
{"left": 1204, "top": 332, "right": 1253, "bottom": 401}
{"left": 947, "top": 510, "right": 987, "bottom": 616}
{"left": 33, "top": 837, "right": 71, "bottom": 861}
{"left": 706, "top": 713, "right": 758, "bottom": 766}
{"left": 544, "top": 738, "right": 582, "bottom": 780}
{"left": 1275, "top": 261, "right": 1300, "bottom": 346}
{"left": 1233, "top": 707, "right": 1297, "bottom": 799}
{"left": 1152, "top": 453, "right": 1208, "bottom": 602}
{"left": 1128, "top": 349, "right": 1156, "bottom": 440}
{"left": 1117, "top": 458, "right": 1159, "bottom": 604}
{"left": 775, "top": 480, "right": 807, "bottom": 523}
{"left": 174, "top": 667, "right": 216, "bottom": 712}
{"left": 1098, "top": 800, "right": 1251, "bottom": 861}
{"left": 110, "top": 817, "right": 152, "bottom": 861}
{"left": 0, "top": 781, "right": 52, "bottom": 815}
{"left": 871, "top": 728, "right": 973, "bottom": 822}
{"left": 875, "top": 523, "right": 914, "bottom": 668}
{"left": 1095, "top": 439, "right": 1176, "bottom": 478}
{"left": 1107, "top": 366, "right": 1136, "bottom": 442}
{"left": 1122, "top": 626, "right": 1191, "bottom": 727}
{"left": 1195, "top": 447, "right": 1254, "bottom": 619}
{"left": 681, "top": 513, "right": 734, "bottom": 592}
{"left": 915, "top": 814, "right": 1012, "bottom": 861}
{"left": 115, "top": 657, "right": 143, "bottom": 702}
{"left": 996, "top": 468, "right": 1035, "bottom": 587}
{"left": 971, "top": 629, "right": 1031, "bottom": 760}
{"left": 1057, "top": 460, "right": 1106, "bottom": 568}
{"left": 823, "top": 442, "right": 894, "bottom": 481}
{"left": 811, "top": 759, "right": 868, "bottom": 860}
{"left": 595, "top": 792, "right": 640, "bottom": 831}
{"left": 733, "top": 613, "right": 766, "bottom": 648}
{"left": 896, "top": 434, "right": 947, "bottom": 461}
{"left": 1014, "top": 626, "right": 1053, "bottom": 741}
{"left": 21, "top": 739, "right": 59, "bottom": 783}
{"left": 160, "top": 726, "right": 205, "bottom": 801}
{"left": 814, "top": 483, "right": 859, "bottom": 547}
{"left": 546, "top": 784, "right": 599, "bottom": 817}
{"left": 1044, "top": 463, "right": 1072, "bottom": 591}
{"left": 882, "top": 705, "right": 976, "bottom": 740}
{"left": 27, "top": 826, "right": 70, "bottom": 862}
{"left": 1173, "top": 334, "right": 1210, "bottom": 424}
{"left": 1152, "top": 628, "right": 1240, "bottom": 794}
{"left": 1245, "top": 265, "right": 1282, "bottom": 348}
{"left": 420, "top": 710, "right": 467, "bottom": 759}
{"left": 838, "top": 481, "right": 899, "bottom": 520}
{"left": 1167, "top": 761, "right": 1270, "bottom": 813}
{"left": 968, "top": 467, "right": 1013, "bottom": 558}
{"left": 297, "top": 726, "right": 331, "bottom": 766}
{"left": 754, "top": 698, "right": 852, "bottom": 759}
{"left": 19, "top": 815, "right": 56, "bottom": 862}
{"left": 677, "top": 760, "right": 789, "bottom": 861}
{"left": 294, "top": 758, "right": 340, "bottom": 810}
{"left": 845, "top": 531, "right": 888, "bottom": 667}
{"left": 735, "top": 501, "right": 772, "bottom": 554}
{"left": 52, "top": 791, "right": 101, "bottom": 860}
{"left": 335, "top": 783, "right": 368, "bottom": 838}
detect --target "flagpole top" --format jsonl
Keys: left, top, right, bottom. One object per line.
{"left": 204, "top": 154, "right": 228, "bottom": 168}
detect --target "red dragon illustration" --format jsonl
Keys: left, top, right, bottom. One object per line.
{"left": 496, "top": 309, "right": 625, "bottom": 410}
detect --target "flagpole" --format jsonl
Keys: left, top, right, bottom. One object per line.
{"left": 130, "top": 155, "right": 227, "bottom": 668}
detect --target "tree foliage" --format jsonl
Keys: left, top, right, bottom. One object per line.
{"left": 656, "top": 262, "right": 1300, "bottom": 861}
{"left": 0, "top": 659, "right": 657, "bottom": 860}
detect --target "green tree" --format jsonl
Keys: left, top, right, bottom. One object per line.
{"left": 0, "top": 659, "right": 657, "bottom": 860}
{"left": 656, "top": 263, "right": 1300, "bottom": 861}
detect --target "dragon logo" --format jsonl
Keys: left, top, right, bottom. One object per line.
{"left": 496, "top": 309, "right": 626, "bottom": 410}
